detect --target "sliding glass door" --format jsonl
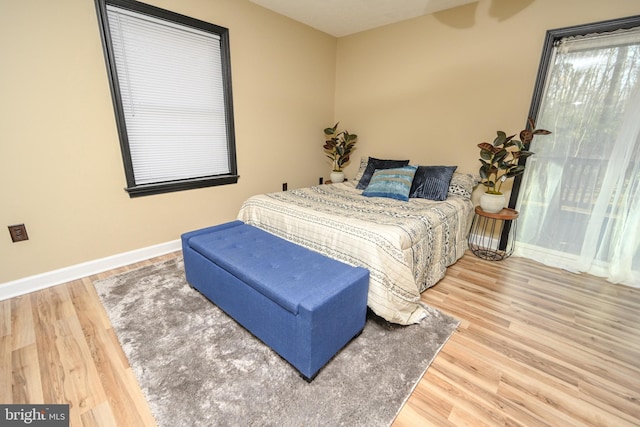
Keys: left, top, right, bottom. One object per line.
{"left": 515, "top": 20, "right": 640, "bottom": 287}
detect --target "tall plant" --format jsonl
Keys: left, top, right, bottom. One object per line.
{"left": 323, "top": 122, "right": 358, "bottom": 172}
{"left": 478, "top": 118, "right": 551, "bottom": 194}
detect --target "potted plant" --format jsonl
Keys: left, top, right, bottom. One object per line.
{"left": 478, "top": 118, "right": 551, "bottom": 213}
{"left": 323, "top": 122, "right": 358, "bottom": 183}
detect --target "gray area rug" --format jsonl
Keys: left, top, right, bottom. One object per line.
{"left": 94, "top": 257, "right": 459, "bottom": 427}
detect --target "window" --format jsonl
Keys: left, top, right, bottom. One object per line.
{"left": 512, "top": 15, "right": 640, "bottom": 287}
{"left": 95, "top": 0, "right": 238, "bottom": 197}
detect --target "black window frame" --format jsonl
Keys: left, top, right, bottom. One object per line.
{"left": 95, "top": 0, "right": 239, "bottom": 197}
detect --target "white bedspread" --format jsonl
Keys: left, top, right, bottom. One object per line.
{"left": 237, "top": 181, "right": 473, "bottom": 324}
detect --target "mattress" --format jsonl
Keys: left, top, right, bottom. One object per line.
{"left": 237, "top": 181, "right": 473, "bottom": 324}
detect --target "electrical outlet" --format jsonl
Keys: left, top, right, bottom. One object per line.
{"left": 8, "top": 224, "right": 29, "bottom": 242}
{"left": 282, "top": 182, "right": 288, "bottom": 191}
{"left": 319, "top": 177, "right": 323, "bottom": 185}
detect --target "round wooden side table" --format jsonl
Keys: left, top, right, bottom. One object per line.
{"left": 468, "top": 206, "right": 519, "bottom": 261}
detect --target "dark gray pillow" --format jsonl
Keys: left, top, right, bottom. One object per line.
{"left": 409, "top": 165, "right": 457, "bottom": 201}
{"left": 356, "top": 157, "right": 410, "bottom": 189}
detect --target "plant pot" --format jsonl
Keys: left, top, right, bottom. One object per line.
{"left": 480, "top": 193, "right": 506, "bottom": 213}
{"left": 330, "top": 171, "right": 345, "bottom": 183}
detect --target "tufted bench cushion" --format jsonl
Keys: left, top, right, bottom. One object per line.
{"left": 181, "top": 220, "right": 369, "bottom": 380}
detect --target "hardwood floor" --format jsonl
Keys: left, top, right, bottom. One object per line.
{"left": 1, "top": 251, "right": 638, "bottom": 426}
{"left": 394, "top": 254, "right": 640, "bottom": 427}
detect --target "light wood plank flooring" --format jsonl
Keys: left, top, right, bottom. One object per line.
{"left": 1, "top": 252, "right": 638, "bottom": 426}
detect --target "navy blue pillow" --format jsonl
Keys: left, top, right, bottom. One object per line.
{"left": 356, "top": 157, "right": 410, "bottom": 190}
{"left": 409, "top": 165, "right": 457, "bottom": 201}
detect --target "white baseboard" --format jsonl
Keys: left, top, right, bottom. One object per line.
{"left": 0, "top": 239, "right": 182, "bottom": 301}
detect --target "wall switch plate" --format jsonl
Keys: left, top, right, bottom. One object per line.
{"left": 8, "top": 224, "right": 29, "bottom": 242}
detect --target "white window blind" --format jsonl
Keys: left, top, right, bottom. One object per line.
{"left": 106, "top": 5, "right": 230, "bottom": 185}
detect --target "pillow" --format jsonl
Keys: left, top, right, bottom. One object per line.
{"left": 362, "top": 166, "right": 418, "bottom": 201}
{"left": 447, "top": 172, "right": 479, "bottom": 199}
{"left": 353, "top": 156, "right": 369, "bottom": 183}
{"left": 409, "top": 166, "right": 457, "bottom": 201}
{"left": 356, "top": 157, "right": 411, "bottom": 189}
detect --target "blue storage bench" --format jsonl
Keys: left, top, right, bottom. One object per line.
{"left": 181, "top": 220, "right": 369, "bottom": 380}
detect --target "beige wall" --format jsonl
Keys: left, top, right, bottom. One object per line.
{"left": 0, "top": 0, "right": 336, "bottom": 282}
{"left": 335, "top": 0, "right": 640, "bottom": 202}
{"left": 2, "top": 0, "right": 640, "bottom": 284}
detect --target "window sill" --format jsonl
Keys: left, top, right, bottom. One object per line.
{"left": 125, "top": 175, "right": 239, "bottom": 198}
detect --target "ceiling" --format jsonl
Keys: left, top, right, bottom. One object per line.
{"left": 249, "top": 0, "right": 479, "bottom": 37}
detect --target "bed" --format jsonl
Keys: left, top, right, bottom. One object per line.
{"left": 237, "top": 160, "right": 477, "bottom": 325}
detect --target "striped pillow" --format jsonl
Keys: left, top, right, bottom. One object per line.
{"left": 356, "top": 157, "right": 411, "bottom": 189}
{"left": 409, "top": 165, "right": 457, "bottom": 201}
{"left": 362, "top": 166, "right": 418, "bottom": 201}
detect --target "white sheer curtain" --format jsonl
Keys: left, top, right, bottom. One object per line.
{"left": 515, "top": 28, "right": 640, "bottom": 288}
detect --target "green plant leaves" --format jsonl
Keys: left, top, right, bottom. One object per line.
{"left": 494, "top": 149, "right": 508, "bottom": 163}
{"left": 505, "top": 165, "right": 526, "bottom": 178}
{"left": 477, "top": 118, "right": 552, "bottom": 193}
{"left": 493, "top": 131, "right": 515, "bottom": 147}
{"left": 324, "top": 122, "right": 339, "bottom": 136}
{"left": 323, "top": 122, "right": 358, "bottom": 171}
